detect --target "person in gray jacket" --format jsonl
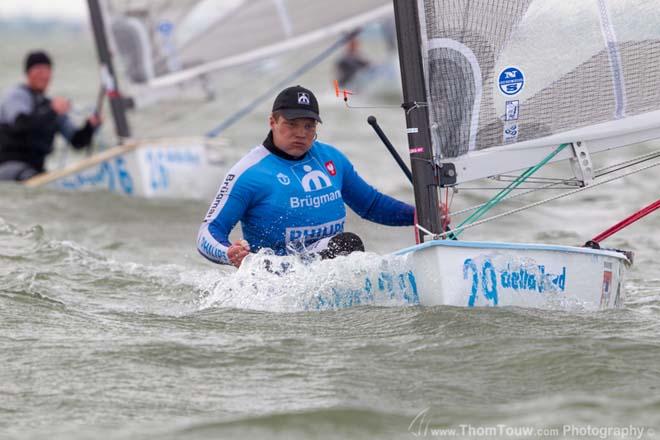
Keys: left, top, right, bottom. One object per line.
{"left": 0, "top": 50, "right": 101, "bottom": 181}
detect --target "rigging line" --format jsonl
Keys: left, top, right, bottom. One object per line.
{"left": 455, "top": 186, "right": 577, "bottom": 191}
{"left": 591, "top": 198, "right": 660, "bottom": 243}
{"left": 450, "top": 143, "right": 570, "bottom": 239}
{"left": 343, "top": 102, "right": 402, "bottom": 110}
{"left": 450, "top": 149, "right": 660, "bottom": 217}
{"left": 416, "top": 223, "right": 434, "bottom": 237}
{"left": 490, "top": 179, "right": 580, "bottom": 185}
{"left": 595, "top": 152, "right": 660, "bottom": 177}
{"left": 443, "top": 187, "right": 450, "bottom": 231}
{"left": 450, "top": 179, "right": 574, "bottom": 215}
{"left": 492, "top": 175, "right": 580, "bottom": 183}
{"left": 596, "top": 149, "right": 660, "bottom": 173}
{"left": 204, "top": 30, "right": 359, "bottom": 138}
{"left": 433, "top": 159, "right": 660, "bottom": 239}
{"left": 405, "top": 101, "right": 429, "bottom": 115}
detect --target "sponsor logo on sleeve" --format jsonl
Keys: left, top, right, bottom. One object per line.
{"left": 204, "top": 173, "right": 235, "bottom": 220}
{"left": 199, "top": 236, "right": 227, "bottom": 261}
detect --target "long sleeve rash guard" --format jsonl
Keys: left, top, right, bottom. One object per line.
{"left": 197, "top": 139, "right": 414, "bottom": 265}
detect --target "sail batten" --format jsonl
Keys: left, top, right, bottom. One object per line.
{"left": 413, "top": 0, "right": 660, "bottom": 183}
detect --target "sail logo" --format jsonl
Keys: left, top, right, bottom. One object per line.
{"left": 498, "top": 67, "right": 525, "bottom": 95}
{"left": 505, "top": 100, "right": 519, "bottom": 121}
{"left": 277, "top": 172, "right": 290, "bottom": 185}
{"left": 291, "top": 159, "right": 333, "bottom": 192}
{"left": 298, "top": 92, "right": 311, "bottom": 105}
{"left": 204, "top": 174, "right": 235, "bottom": 220}
{"left": 157, "top": 20, "right": 174, "bottom": 36}
{"left": 503, "top": 122, "right": 518, "bottom": 142}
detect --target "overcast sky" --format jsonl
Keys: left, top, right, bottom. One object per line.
{"left": 0, "top": 0, "right": 86, "bottom": 20}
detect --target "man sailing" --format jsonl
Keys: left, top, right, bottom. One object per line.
{"left": 0, "top": 50, "right": 101, "bottom": 181}
{"left": 197, "top": 85, "right": 419, "bottom": 267}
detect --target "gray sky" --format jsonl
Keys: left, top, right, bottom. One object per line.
{"left": 0, "top": 0, "right": 86, "bottom": 20}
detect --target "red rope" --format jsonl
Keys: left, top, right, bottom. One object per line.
{"left": 413, "top": 209, "right": 420, "bottom": 244}
{"left": 591, "top": 198, "right": 660, "bottom": 243}
{"left": 442, "top": 188, "right": 449, "bottom": 232}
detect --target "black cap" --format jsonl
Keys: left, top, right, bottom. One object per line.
{"left": 25, "top": 50, "right": 52, "bottom": 73}
{"left": 272, "top": 85, "right": 322, "bottom": 123}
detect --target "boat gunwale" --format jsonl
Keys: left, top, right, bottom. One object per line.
{"left": 395, "top": 239, "right": 631, "bottom": 262}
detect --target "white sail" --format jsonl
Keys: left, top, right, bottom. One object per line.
{"left": 415, "top": 0, "right": 660, "bottom": 184}
{"left": 105, "top": 0, "right": 393, "bottom": 89}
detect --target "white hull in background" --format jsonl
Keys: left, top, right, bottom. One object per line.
{"left": 397, "top": 240, "right": 630, "bottom": 310}
{"left": 25, "top": 138, "right": 229, "bottom": 200}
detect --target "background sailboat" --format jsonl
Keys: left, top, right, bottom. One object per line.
{"left": 25, "top": 0, "right": 395, "bottom": 199}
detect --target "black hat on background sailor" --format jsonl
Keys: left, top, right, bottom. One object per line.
{"left": 25, "top": 50, "right": 52, "bottom": 73}
{"left": 272, "top": 85, "right": 322, "bottom": 123}
{"left": 24, "top": 50, "right": 54, "bottom": 93}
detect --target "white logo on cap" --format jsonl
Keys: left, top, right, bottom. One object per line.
{"left": 298, "top": 92, "right": 310, "bottom": 105}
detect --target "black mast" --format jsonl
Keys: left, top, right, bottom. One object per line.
{"left": 87, "top": 0, "right": 131, "bottom": 139}
{"left": 392, "top": 0, "right": 443, "bottom": 242}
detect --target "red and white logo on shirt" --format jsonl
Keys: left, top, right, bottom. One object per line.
{"left": 325, "top": 160, "right": 336, "bottom": 176}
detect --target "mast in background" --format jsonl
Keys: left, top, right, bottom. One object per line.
{"left": 87, "top": 0, "right": 131, "bottom": 140}
{"left": 392, "top": 0, "right": 445, "bottom": 242}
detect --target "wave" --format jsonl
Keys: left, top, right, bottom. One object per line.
{"left": 3, "top": 216, "right": 659, "bottom": 317}
{"left": 196, "top": 249, "right": 418, "bottom": 313}
{"left": 0, "top": 217, "right": 208, "bottom": 316}
{"left": 154, "top": 407, "right": 412, "bottom": 440}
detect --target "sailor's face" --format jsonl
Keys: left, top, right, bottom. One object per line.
{"left": 270, "top": 115, "right": 317, "bottom": 157}
{"left": 26, "top": 64, "right": 52, "bottom": 93}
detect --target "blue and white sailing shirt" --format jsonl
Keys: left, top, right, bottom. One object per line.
{"left": 197, "top": 132, "right": 414, "bottom": 265}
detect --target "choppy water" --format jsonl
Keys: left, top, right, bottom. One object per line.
{"left": 2, "top": 28, "right": 660, "bottom": 439}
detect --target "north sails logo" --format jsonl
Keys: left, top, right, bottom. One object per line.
{"left": 298, "top": 92, "right": 310, "bottom": 105}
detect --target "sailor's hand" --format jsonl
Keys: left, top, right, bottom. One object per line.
{"left": 88, "top": 113, "right": 102, "bottom": 127}
{"left": 51, "top": 96, "right": 71, "bottom": 115}
{"left": 228, "top": 239, "right": 250, "bottom": 268}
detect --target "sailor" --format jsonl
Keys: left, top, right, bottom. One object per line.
{"left": 0, "top": 50, "right": 102, "bottom": 181}
{"left": 335, "top": 35, "right": 371, "bottom": 88}
{"left": 197, "top": 85, "right": 417, "bottom": 267}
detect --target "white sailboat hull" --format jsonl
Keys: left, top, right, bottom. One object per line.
{"left": 397, "top": 240, "right": 630, "bottom": 309}
{"left": 26, "top": 138, "right": 229, "bottom": 200}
